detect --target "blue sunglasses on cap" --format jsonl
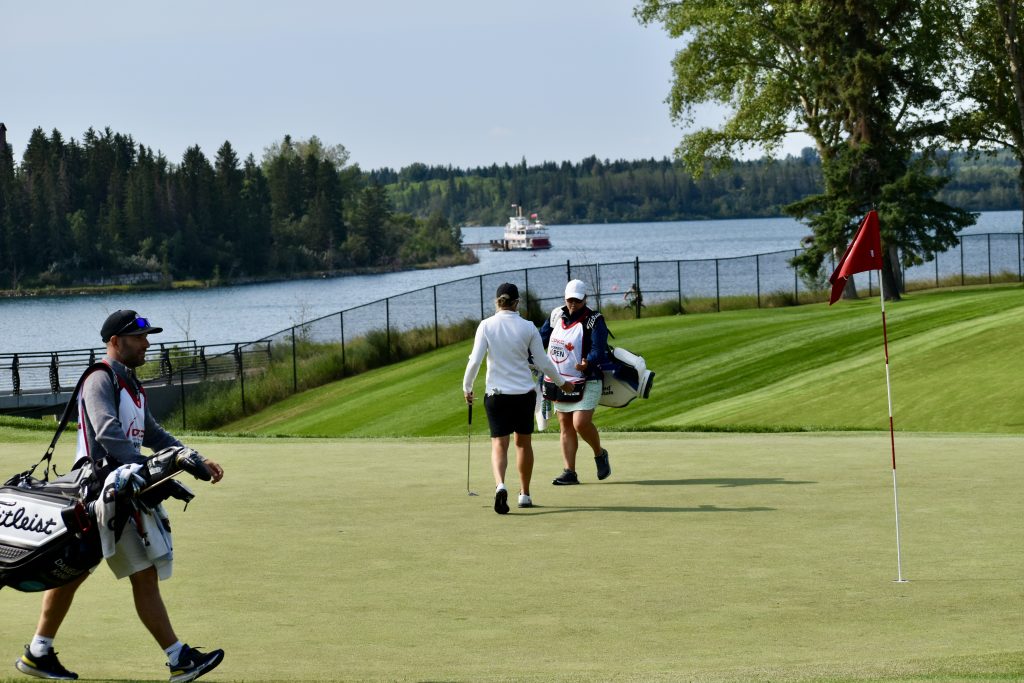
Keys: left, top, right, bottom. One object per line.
{"left": 114, "top": 316, "right": 151, "bottom": 336}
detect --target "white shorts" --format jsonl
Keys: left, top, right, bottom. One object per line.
{"left": 106, "top": 526, "right": 157, "bottom": 579}
{"left": 553, "top": 380, "right": 602, "bottom": 413}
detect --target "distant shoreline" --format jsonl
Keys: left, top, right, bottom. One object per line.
{"left": 0, "top": 251, "right": 478, "bottom": 300}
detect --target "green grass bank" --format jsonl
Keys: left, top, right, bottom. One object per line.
{"left": 222, "top": 285, "right": 1024, "bottom": 437}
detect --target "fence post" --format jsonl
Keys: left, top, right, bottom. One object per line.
{"left": 988, "top": 233, "right": 992, "bottom": 284}
{"left": 339, "top": 311, "right": 346, "bottom": 374}
{"left": 793, "top": 250, "right": 799, "bottom": 303}
{"left": 960, "top": 237, "right": 965, "bottom": 286}
{"left": 160, "top": 345, "right": 172, "bottom": 384}
{"left": 566, "top": 259, "right": 571, "bottom": 282}
{"left": 433, "top": 286, "right": 439, "bottom": 349}
{"left": 180, "top": 366, "right": 186, "bottom": 431}
{"left": 715, "top": 259, "right": 721, "bottom": 312}
{"left": 234, "top": 344, "right": 246, "bottom": 414}
{"left": 756, "top": 254, "right": 761, "bottom": 308}
{"left": 49, "top": 353, "right": 60, "bottom": 393}
{"left": 524, "top": 269, "right": 530, "bottom": 314}
{"left": 634, "top": 257, "right": 641, "bottom": 319}
{"left": 291, "top": 327, "right": 298, "bottom": 393}
{"left": 12, "top": 354, "right": 20, "bottom": 396}
{"left": 385, "top": 298, "right": 392, "bottom": 362}
{"left": 479, "top": 276, "right": 485, "bottom": 320}
{"left": 677, "top": 260, "right": 683, "bottom": 312}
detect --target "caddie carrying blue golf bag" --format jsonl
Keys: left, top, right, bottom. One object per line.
{"left": 0, "top": 363, "right": 211, "bottom": 593}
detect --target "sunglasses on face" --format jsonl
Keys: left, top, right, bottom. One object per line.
{"left": 115, "top": 317, "right": 150, "bottom": 337}
{"left": 566, "top": 298, "right": 583, "bottom": 305}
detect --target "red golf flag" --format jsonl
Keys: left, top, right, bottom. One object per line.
{"left": 829, "top": 210, "right": 883, "bottom": 305}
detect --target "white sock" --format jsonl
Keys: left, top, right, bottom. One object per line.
{"left": 164, "top": 641, "right": 184, "bottom": 666}
{"left": 29, "top": 636, "right": 53, "bottom": 658}
{"left": 496, "top": 483, "right": 506, "bottom": 492}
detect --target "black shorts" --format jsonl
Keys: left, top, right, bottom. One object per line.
{"left": 483, "top": 391, "right": 536, "bottom": 437}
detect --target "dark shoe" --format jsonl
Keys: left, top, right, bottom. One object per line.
{"left": 595, "top": 449, "right": 611, "bottom": 480}
{"left": 552, "top": 469, "right": 579, "bottom": 486}
{"left": 494, "top": 488, "right": 509, "bottom": 514}
{"left": 168, "top": 645, "right": 224, "bottom": 683}
{"left": 15, "top": 647, "right": 78, "bottom": 680}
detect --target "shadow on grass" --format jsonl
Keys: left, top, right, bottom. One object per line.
{"left": 611, "top": 477, "right": 816, "bottom": 487}
{"left": 523, "top": 504, "right": 776, "bottom": 515}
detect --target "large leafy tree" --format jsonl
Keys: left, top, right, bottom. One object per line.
{"left": 951, "top": 0, "right": 1024, "bottom": 230}
{"left": 635, "top": 0, "right": 975, "bottom": 300}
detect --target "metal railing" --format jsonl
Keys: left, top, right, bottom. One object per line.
{"left": 257, "top": 231, "right": 1023, "bottom": 353}
{"left": 0, "top": 340, "right": 272, "bottom": 418}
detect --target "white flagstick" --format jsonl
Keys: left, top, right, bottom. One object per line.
{"left": 878, "top": 270, "right": 908, "bottom": 583}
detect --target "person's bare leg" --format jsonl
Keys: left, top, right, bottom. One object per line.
{"left": 491, "top": 435, "right": 510, "bottom": 487}
{"left": 557, "top": 411, "right": 578, "bottom": 471}
{"left": 491, "top": 435, "right": 512, "bottom": 513}
{"left": 129, "top": 566, "right": 177, "bottom": 649}
{"left": 33, "top": 572, "right": 88, "bottom": 639}
{"left": 514, "top": 432, "right": 534, "bottom": 494}
{"left": 573, "top": 410, "right": 601, "bottom": 455}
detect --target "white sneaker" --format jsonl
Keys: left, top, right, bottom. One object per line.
{"left": 517, "top": 493, "right": 533, "bottom": 508}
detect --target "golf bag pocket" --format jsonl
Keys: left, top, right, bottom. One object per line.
{"left": 543, "top": 380, "right": 586, "bottom": 403}
{"left": 0, "top": 481, "right": 101, "bottom": 592}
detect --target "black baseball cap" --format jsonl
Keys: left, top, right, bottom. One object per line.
{"left": 101, "top": 310, "right": 163, "bottom": 342}
{"left": 496, "top": 282, "right": 519, "bottom": 299}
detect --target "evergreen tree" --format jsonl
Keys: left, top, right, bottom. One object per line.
{"left": 239, "top": 154, "right": 273, "bottom": 274}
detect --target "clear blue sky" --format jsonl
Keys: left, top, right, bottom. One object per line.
{"left": 2, "top": 1, "right": 809, "bottom": 171}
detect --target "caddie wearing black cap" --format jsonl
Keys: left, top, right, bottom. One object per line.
{"left": 15, "top": 310, "right": 226, "bottom": 683}
{"left": 100, "top": 309, "right": 165, "bottom": 342}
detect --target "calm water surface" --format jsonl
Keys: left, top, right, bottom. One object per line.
{"left": 1, "top": 212, "right": 1019, "bottom": 353}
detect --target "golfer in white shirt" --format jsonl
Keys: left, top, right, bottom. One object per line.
{"left": 463, "top": 283, "right": 573, "bottom": 514}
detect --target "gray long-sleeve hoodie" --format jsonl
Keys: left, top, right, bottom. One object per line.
{"left": 76, "top": 357, "right": 182, "bottom": 467}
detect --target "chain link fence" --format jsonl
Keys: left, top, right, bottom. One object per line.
{"left": 3, "top": 231, "right": 1020, "bottom": 427}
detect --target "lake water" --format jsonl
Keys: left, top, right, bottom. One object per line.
{"left": 1, "top": 211, "right": 1020, "bottom": 354}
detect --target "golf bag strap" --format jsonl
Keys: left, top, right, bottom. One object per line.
{"left": 33, "top": 362, "right": 114, "bottom": 482}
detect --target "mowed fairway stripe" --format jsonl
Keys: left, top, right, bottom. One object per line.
{"left": 221, "top": 286, "right": 1024, "bottom": 438}
{"left": 1, "top": 433, "right": 1020, "bottom": 682}
{"left": 672, "top": 302, "right": 1024, "bottom": 431}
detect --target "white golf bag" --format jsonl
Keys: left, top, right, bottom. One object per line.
{"left": 599, "top": 346, "right": 655, "bottom": 408}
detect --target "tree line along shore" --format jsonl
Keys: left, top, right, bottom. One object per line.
{"left": 0, "top": 124, "right": 1019, "bottom": 293}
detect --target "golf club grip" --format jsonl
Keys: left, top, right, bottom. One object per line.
{"left": 468, "top": 403, "right": 473, "bottom": 425}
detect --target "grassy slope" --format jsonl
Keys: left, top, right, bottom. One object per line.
{"left": 1, "top": 434, "right": 1020, "bottom": 683}
{"left": 221, "top": 285, "right": 1024, "bottom": 437}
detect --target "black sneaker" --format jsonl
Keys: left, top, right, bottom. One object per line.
{"left": 552, "top": 469, "right": 579, "bottom": 485}
{"left": 595, "top": 449, "right": 611, "bottom": 480}
{"left": 168, "top": 644, "right": 224, "bottom": 683}
{"left": 494, "top": 488, "right": 509, "bottom": 514}
{"left": 15, "top": 646, "right": 78, "bottom": 680}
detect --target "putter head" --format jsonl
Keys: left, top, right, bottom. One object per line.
{"left": 467, "top": 491, "right": 478, "bottom": 496}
